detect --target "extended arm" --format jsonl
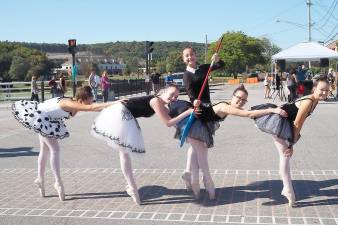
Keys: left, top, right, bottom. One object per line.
{"left": 219, "top": 103, "right": 287, "bottom": 119}
{"left": 150, "top": 98, "right": 193, "bottom": 127}
{"left": 60, "top": 99, "right": 118, "bottom": 112}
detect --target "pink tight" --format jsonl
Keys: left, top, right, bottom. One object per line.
{"left": 186, "top": 137, "right": 213, "bottom": 186}
{"left": 37, "top": 135, "right": 62, "bottom": 185}
{"left": 119, "top": 150, "right": 137, "bottom": 191}
{"left": 272, "top": 136, "right": 294, "bottom": 194}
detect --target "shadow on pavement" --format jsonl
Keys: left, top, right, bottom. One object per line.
{"left": 0, "top": 147, "right": 38, "bottom": 157}
{"left": 140, "top": 185, "right": 194, "bottom": 205}
{"left": 139, "top": 179, "right": 338, "bottom": 207}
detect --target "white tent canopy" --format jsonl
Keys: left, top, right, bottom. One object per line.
{"left": 272, "top": 42, "right": 338, "bottom": 62}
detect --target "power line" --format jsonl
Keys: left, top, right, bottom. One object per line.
{"left": 312, "top": 8, "right": 332, "bottom": 34}
{"left": 320, "top": 0, "right": 338, "bottom": 28}
{"left": 313, "top": 0, "right": 337, "bottom": 25}
{"left": 249, "top": 1, "right": 305, "bottom": 31}
{"left": 258, "top": 27, "right": 300, "bottom": 38}
{"left": 325, "top": 25, "right": 338, "bottom": 42}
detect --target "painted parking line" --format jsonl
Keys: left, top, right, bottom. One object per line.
{"left": 1, "top": 208, "right": 337, "bottom": 225}
{"left": 0, "top": 168, "right": 337, "bottom": 225}
{"left": 0, "top": 168, "right": 337, "bottom": 175}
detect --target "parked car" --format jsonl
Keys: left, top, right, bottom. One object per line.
{"left": 248, "top": 72, "right": 258, "bottom": 78}
{"left": 170, "top": 72, "right": 185, "bottom": 91}
{"left": 248, "top": 71, "right": 265, "bottom": 81}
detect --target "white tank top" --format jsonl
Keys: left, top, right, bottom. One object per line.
{"left": 38, "top": 97, "right": 71, "bottom": 120}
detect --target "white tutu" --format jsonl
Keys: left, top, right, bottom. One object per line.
{"left": 91, "top": 103, "right": 145, "bottom": 153}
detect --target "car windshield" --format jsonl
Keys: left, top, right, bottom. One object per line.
{"left": 171, "top": 73, "right": 183, "bottom": 79}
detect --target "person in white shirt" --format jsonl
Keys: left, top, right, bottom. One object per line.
{"left": 88, "top": 70, "right": 101, "bottom": 102}
{"left": 30, "top": 75, "right": 39, "bottom": 102}
{"left": 263, "top": 73, "right": 272, "bottom": 99}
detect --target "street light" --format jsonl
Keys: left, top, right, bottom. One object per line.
{"left": 275, "top": 19, "right": 329, "bottom": 42}
{"left": 276, "top": 19, "right": 308, "bottom": 31}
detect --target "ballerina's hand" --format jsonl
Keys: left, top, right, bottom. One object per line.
{"left": 211, "top": 53, "right": 220, "bottom": 63}
{"left": 274, "top": 108, "right": 288, "bottom": 117}
{"left": 194, "top": 107, "right": 202, "bottom": 115}
{"left": 193, "top": 99, "right": 201, "bottom": 107}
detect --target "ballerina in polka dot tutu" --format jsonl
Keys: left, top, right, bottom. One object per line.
{"left": 12, "top": 86, "right": 120, "bottom": 201}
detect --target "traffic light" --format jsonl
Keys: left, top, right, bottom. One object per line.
{"left": 68, "top": 39, "right": 77, "bottom": 54}
{"left": 68, "top": 39, "right": 77, "bottom": 97}
{"left": 145, "top": 41, "right": 154, "bottom": 54}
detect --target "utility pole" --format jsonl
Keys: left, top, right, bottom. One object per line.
{"left": 307, "top": 0, "right": 312, "bottom": 42}
{"left": 205, "top": 34, "right": 208, "bottom": 64}
{"left": 307, "top": 0, "right": 312, "bottom": 68}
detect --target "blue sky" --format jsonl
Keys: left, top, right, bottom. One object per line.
{"left": 1, "top": 0, "right": 337, "bottom": 49}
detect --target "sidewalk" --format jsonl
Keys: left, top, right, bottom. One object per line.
{"left": 1, "top": 83, "right": 337, "bottom": 225}
{"left": 0, "top": 101, "right": 12, "bottom": 110}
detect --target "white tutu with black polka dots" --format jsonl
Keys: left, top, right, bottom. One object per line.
{"left": 12, "top": 99, "right": 70, "bottom": 139}
{"left": 91, "top": 103, "right": 145, "bottom": 153}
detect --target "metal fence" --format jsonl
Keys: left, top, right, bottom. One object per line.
{"left": 0, "top": 78, "right": 165, "bottom": 102}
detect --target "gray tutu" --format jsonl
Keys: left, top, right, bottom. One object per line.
{"left": 251, "top": 103, "right": 299, "bottom": 147}
{"left": 174, "top": 117, "right": 220, "bottom": 148}
{"left": 254, "top": 114, "right": 295, "bottom": 147}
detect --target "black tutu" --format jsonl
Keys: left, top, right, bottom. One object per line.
{"left": 251, "top": 103, "right": 296, "bottom": 147}
{"left": 168, "top": 100, "right": 193, "bottom": 118}
{"left": 169, "top": 100, "right": 219, "bottom": 148}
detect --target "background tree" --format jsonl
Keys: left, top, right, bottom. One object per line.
{"left": 0, "top": 53, "right": 12, "bottom": 81}
{"left": 125, "top": 57, "right": 140, "bottom": 74}
{"left": 27, "top": 54, "right": 52, "bottom": 80}
{"left": 0, "top": 42, "right": 53, "bottom": 81}
{"left": 1, "top": 37, "right": 280, "bottom": 79}
{"left": 259, "top": 37, "right": 281, "bottom": 72}
{"left": 8, "top": 56, "right": 30, "bottom": 81}
{"left": 208, "top": 31, "right": 266, "bottom": 78}
{"left": 155, "top": 60, "right": 167, "bottom": 74}
{"left": 123, "top": 64, "right": 132, "bottom": 76}
{"left": 166, "top": 51, "right": 185, "bottom": 72}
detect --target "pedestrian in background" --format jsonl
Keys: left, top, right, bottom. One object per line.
{"left": 59, "top": 74, "right": 67, "bottom": 97}
{"left": 151, "top": 70, "right": 161, "bottom": 93}
{"left": 286, "top": 70, "right": 297, "bottom": 102}
{"left": 101, "top": 70, "right": 110, "bottom": 102}
{"left": 30, "top": 75, "right": 39, "bottom": 102}
{"left": 88, "top": 70, "right": 100, "bottom": 102}
{"left": 263, "top": 73, "right": 271, "bottom": 99}
{"left": 49, "top": 76, "right": 58, "bottom": 98}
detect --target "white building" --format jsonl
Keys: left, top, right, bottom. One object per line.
{"left": 52, "top": 62, "right": 78, "bottom": 75}
{"left": 49, "top": 52, "right": 125, "bottom": 75}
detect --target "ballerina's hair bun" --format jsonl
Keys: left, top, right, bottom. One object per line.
{"left": 233, "top": 83, "right": 248, "bottom": 96}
